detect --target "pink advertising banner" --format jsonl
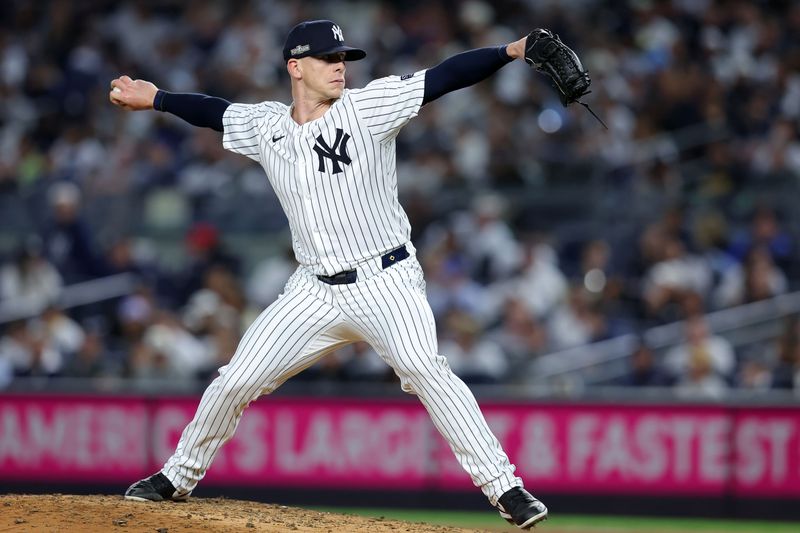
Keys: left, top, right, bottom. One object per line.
{"left": 0, "top": 396, "right": 148, "bottom": 482}
{"left": 1, "top": 395, "right": 799, "bottom": 497}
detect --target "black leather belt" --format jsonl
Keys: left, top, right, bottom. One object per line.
{"left": 317, "top": 245, "right": 410, "bottom": 285}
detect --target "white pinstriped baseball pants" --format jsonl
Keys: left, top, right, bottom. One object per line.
{"left": 162, "top": 251, "right": 522, "bottom": 504}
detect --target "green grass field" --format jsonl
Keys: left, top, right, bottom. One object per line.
{"left": 310, "top": 507, "right": 800, "bottom": 532}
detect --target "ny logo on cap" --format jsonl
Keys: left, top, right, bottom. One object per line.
{"left": 331, "top": 24, "right": 344, "bottom": 41}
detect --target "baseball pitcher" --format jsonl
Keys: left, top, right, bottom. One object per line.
{"left": 112, "top": 19, "right": 591, "bottom": 529}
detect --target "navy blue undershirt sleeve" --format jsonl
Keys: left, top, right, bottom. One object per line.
{"left": 422, "top": 46, "right": 513, "bottom": 105}
{"left": 153, "top": 90, "right": 231, "bottom": 132}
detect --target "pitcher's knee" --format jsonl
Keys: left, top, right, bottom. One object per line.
{"left": 398, "top": 375, "right": 417, "bottom": 394}
{"left": 217, "top": 371, "right": 262, "bottom": 404}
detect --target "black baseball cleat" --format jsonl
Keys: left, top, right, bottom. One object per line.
{"left": 124, "top": 472, "right": 190, "bottom": 502}
{"left": 496, "top": 487, "right": 548, "bottom": 529}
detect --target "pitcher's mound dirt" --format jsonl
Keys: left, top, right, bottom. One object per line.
{"left": 0, "top": 494, "right": 489, "bottom": 532}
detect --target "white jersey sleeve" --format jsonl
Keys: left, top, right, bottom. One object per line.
{"left": 222, "top": 102, "right": 281, "bottom": 163}
{"left": 348, "top": 69, "right": 427, "bottom": 141}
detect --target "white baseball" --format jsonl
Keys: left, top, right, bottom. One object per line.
{"left": 112, "top": 87, "right": 122, "bottom": 93}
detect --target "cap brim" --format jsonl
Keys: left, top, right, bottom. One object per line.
{"left": 316, "top": 45, "right": 367, "bottom": 61}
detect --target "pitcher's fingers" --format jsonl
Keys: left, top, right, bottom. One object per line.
{"left": 109, "top": 91, "right": 125, "bottom": 106}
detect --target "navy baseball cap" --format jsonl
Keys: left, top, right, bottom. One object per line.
{"left": 282, "top": 20, "right": 366, "bottom": 62}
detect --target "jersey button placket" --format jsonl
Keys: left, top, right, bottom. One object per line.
{"left": 298, "top": 129, "right": 325, "bottom": 253}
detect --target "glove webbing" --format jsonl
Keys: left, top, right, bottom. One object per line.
{"left": 550, "top": 84, "right": 608, "bottom": 130}
{"left": 577, "top": 100, "right": 608, "bottom": 130}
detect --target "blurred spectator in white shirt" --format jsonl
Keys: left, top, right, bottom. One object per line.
{"left": 664, "top": 314, "right": 735, "bottom": 380}
{"left": 133, "top": 311, "right": 212, "bottom": 380}
{"left": 31, "top": 305, "right": 85, "bottom": 359}
{"left": 441, "top": 311, "right": 508, "bottom": 384}
{"left": 547, "top": 286, "right": 608, "bottom": 350}
{"left": 644, "top": 237, "right": 712, "bottom": 317}
{"left": 0, "top": 237, "right": 62, "bottom": 314}
{"left": 455, "top": 193, "right": 522, "bottom": 284}
{"left": 0, "top": 320, "right": 63, "bottom": 377}
{"left": 713, "top": 246, "right": 787, "bottom": 308}
{"left": 675, "top": 346, "right": 729, "bottom": 400}
{"left": 508, "top": 240, "right": 568, "bottom": 321}
{"left": 751, "top": 119, "right": 800, "bottom": 176}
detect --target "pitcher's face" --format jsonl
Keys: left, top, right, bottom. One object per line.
{"left": 296, "top": 52, "right": 347, "bottom": 100}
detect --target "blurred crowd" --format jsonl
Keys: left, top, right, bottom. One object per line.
{"left": 2, "top": 0, "right": 800, "bottom": 395}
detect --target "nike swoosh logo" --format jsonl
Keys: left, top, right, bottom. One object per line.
{"left": 272, "top": 134, "right": 285, "bottom": 142}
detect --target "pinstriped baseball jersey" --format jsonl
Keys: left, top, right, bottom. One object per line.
{"left": 222, "top": 70, "right": 427, "bottom": 276}
{"left": 159, "top": 67, "right": 524, "bottom": 508}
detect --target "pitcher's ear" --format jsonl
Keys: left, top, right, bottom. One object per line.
{"left": 287, "top": 58, "right": 302, "bottom": 80}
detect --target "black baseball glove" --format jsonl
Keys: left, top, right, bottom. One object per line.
{"left": 524, "top": 28, "right": 591, "bottom": 107}
{"left": 524, "top": 29, "right": 606, "bottom": 128}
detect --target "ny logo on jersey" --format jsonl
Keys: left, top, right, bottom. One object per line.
{"left": 331, "top": 25, "right": 344, "bottom": 41}
{"left": 313, "top": 128, "right": 352, "bottom": 174}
